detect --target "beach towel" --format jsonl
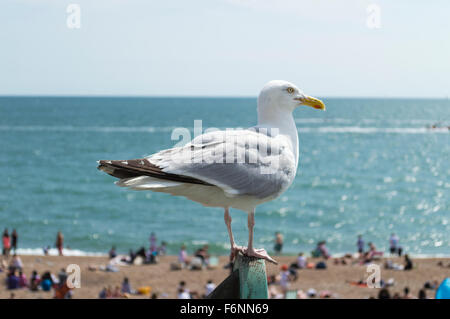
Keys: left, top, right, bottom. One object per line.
{"left": 349, "top": 281, "right": 368, "bottom": 288}
{"left": 137, "top": 286, "right": 151, "bottom": 295}
{"left": 207, "top": 256, "right": 219, "bottom": 269}
{"left": 285, "top": 290, "right": 297, "bottom": 299}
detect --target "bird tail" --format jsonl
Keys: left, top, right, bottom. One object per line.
{"left": 97, "top": 160, "right": 183, "bottom": 190}
{"left": 97, "top": 158, "right": 211, "bottom": 187}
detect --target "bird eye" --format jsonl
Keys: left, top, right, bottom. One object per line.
{"left": 287, "top": 87, "right": 294, "bottom": 94}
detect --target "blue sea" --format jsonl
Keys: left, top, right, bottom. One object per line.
{"left": 0, "top": 97, "right": 449, "bottom": 257}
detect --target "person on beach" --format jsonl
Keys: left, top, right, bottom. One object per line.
{"left": 297, "top": 252, "right": 306, "bottom": 268}
{"left": 402, "top": 287, "right": 415, "bottom": 299}
{"left": 158, "top": 241, "right": 167, "bottom": 256}
{"left": 30, "top": 270, "right": 40, "bottom": 291}
{"left": 128, "top": 249, "right": 136, "bottom": 264}
{"left": 378, "top": 288, "right": 391, "bottom": 299}
{"left": 18, "top": 271, "right": 28, "bottom": 288}
{"left": 274, "top": 232, "right": 283, "bottom": 255}
{"left": 149, "top": 232, "right": 157, "bottom": 254}
{"left": 56, "top": 231, "right": 64, "bottom": 256}
{"left": 7, "top": 269, "right": 20, "bottom": 290}
{"left": 54, "top": 281, "right": 73, "bottom": 299}
{"left": 11, "top": 229, "right": 18, "bottom": 254}
{"left": 290, "top": 252, "right": 306, "bottom": 269}
{"left": 279, "top": 264, "right": 291, "bottom": 293}
{"left": 178, "top": 288, "right": 190, "bottom": 299}
{"left": 99, "top": 286, "right": 114, "bottom": 299}
{"left": 106, "top": 286, "right": 113, "bottom": 298}
{"left": 389, "top": 233, "right": 399, "bottom": 255}
{"left": 205, "top": 280, "right": 216, "bottom": 297}
{"left": 121, "top": 277, "right": 133, "bottom": 294}
{"left": 129, "top": 246, "right": 148, "bottom": 264}
{"left": 404, "top": 254, "right": 413, "bottom": 271}
{"left": 58, "top": 269, "right": 67, "bottom": 288}
{"left": 10, "top": 254, "right": 23, "bottom": 272}
{"left": 40, "top": 271, "right": 55, "bottom": 291}
{"left": 357, "top": 235, "right": 364, "bottom": 254}
{"left": 195, "top": 245, "right": 210, "bottom": 266}
{"left": 178, "top": 245, "right": 190, "bottom": 267}
{"left": 109, "top": 246, "right": 117, "bottom": 259}
{"left": 418, "top": 289, "right": 427, "bottom": 299}
{"left": 99, "top": 287, "right": 108, "bottom": 299}
{"left": 367, "top": 242, "right": 383, "bottom": 259}
{"left": 112, "top": 286, "right": 123, "bottom": 298}
{"left": 2, "top": 229, "right": 11, "bottom": 257}
{"left": 177, "top": 281, "right": 191, "bottom": 299}
{"left": 147, "top": 246, "right": 158, "bottom": 264}
{"left": 314, "top": 241, "right": 330, "bottom": 259}
{"left": 268, "top": 280, "right": 284, "bottom": 299}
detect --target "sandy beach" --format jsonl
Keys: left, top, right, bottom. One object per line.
{"left": 1, "top": 254, "right": 448, "bottom": 299}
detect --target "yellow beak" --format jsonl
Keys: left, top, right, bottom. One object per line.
{"left": 298, "top": 96, "right": 326, "bottom": 111}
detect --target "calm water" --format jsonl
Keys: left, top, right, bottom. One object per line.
{"left": 0, "top": 97, "right": 449, "bottom": 256}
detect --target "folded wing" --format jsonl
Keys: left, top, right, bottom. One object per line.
{"left": 147, "top": 129, "right": 295, "bottom": 198}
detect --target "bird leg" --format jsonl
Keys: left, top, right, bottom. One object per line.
{"left": 224, "top": 207, "right": 244, "bottom": 261}
{"left": 244, "top": 210, "right": 278, "bottom": 264}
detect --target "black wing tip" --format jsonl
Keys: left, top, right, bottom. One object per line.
{"left": 97, "top": 160, "right": 142, "bottom": 179}
{"left": 97, "top": 160, "right": 109, "bottom": 170}
{"left": 96, "top": 158, "right": 213, "bottom": 186}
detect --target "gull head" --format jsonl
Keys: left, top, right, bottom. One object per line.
{"left": 258, "top": 80, "right": 325, "bottom": 112}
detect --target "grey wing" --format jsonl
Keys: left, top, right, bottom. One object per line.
{"left": 148, "top": 129, "right": 296, "bottom": 198}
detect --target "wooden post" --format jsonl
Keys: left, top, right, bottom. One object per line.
{"left": 207, "top": 253, "right": 268, "bottom": 299}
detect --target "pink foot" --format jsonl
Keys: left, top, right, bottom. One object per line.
{"left": 243, "top": 247, "right": 278, "bottom": 264}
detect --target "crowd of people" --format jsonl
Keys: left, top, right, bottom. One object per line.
{"left": 283, "top": 233, "right": 415, "bottom": 272}
{"left": 1, "top": 228, "right": 68, "bottom": 298}
{"left": 259, "top": 232, "right": 427, "bottom": 299}
{"left": 99, "top": 231, "right": 425, "bottom": 299}
{"left": 1, "top": 228, "right": 445, "bottom": 299}
{"left": 2, "top": 229, "right": 18, "bottom": 257}
{"left": 376, "top": 283, "right": 437, "bottom": 299}
{"left": 97, "top": 277, "right": 156, "bottom": 299}
{"left": 3, "top": 228, "right": 68, "bottom": 257}
{"left": 267, "top": 266, "right": 336, "bottom": 299}
{"left": 3, "top": 261, "right": 72, "bottom": 299}
{"left": 173, "top": 244, "right": 213, "bottom": 270}
{"left": 97, "top": 276, "right": 217, "bottom": 299}
{"left": 107, "top": 232, "right": 168, "bottom": 266}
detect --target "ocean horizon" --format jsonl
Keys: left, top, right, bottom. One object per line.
{"left": 1, "top": 97, "right": 449, "bottom": 257}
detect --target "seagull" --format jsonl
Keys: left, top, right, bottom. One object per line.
{"left": 97, "top": 80, "right": 325, "bottom": 264}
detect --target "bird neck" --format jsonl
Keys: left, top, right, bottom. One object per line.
{"left": 257, "top": 106, "right": 299, "bottom": 167}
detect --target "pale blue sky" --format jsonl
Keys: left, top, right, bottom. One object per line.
{"left": 0, "top": 0, "right": 449, "bottom": 97}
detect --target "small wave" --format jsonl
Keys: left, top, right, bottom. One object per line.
{"left": 295, "top": 118, "right": 443, "bottom": 125}
{"left": 0, "top": 125, "right": 175, "bottom": 133}
{"left": 16, "top": 248, "right": 106, "bottom": 257}
{"left": 299, "top": 127, "right": 448, "bottom": 134}
{"left": 295, "top": 118, "right": 352, "bottom": 124}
